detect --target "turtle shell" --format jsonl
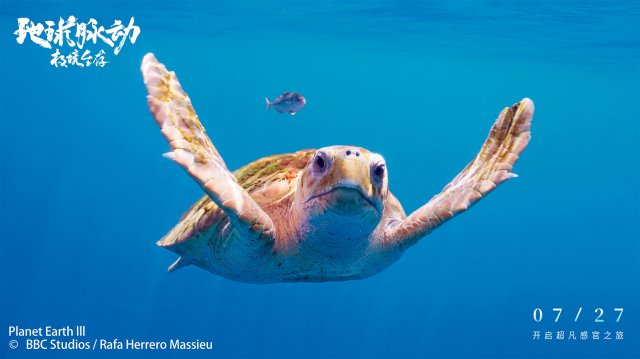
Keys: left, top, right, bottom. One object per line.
{"left": 233, "top": 149, "right": 315, "bottom": 202}
{"left": 157, "top": 149, "right": 316, "bottom": 247}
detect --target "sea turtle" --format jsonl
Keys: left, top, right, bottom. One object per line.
{"left": 141, "top": 53, "right": 534, "bottom": 283}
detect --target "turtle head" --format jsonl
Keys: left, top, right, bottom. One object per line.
{"left": 299, "top": 146, "right": 388, "bottom": 216}
{"left": 293, "top": 146, "right": 388, "bottom": 257}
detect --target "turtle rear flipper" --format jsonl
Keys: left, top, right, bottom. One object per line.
{"left": 141, "top": 53, "right": 276, "bottom": 245}
{"left": 168, "top": 257, "right": 190, "bottom": 272}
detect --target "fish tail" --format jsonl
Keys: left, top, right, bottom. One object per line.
{"left": 265, "top": 97, "right": 271, "bottom": 112}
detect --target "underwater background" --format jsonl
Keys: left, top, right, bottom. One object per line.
{"left": 1, "top": 1, "right": 638, "bottom": 358}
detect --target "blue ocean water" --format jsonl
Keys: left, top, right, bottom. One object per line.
{"left": 1, "top": 1, "right": 638, "bottom": 358}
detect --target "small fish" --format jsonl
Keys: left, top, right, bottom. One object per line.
{"left": 265, "top": 92, "right": 307, "bottom": 116}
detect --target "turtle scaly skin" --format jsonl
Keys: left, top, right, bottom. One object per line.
{"left": 142, "top": 53, "right": 534, "bottom": 283}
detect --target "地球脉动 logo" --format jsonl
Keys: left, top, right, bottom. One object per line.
{"left": 13, "top": 16, "right": 140, "bottom": 68}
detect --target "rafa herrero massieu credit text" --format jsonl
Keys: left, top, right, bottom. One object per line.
{"left": 8, "top": 325, "right": 214, "bottom": 351}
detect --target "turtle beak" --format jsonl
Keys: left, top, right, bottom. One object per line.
{"left": 333, "top": 157, "right": 373, "bottom": 198}
{"left": 323, "top": 156, "right": 382, "bottom": 214}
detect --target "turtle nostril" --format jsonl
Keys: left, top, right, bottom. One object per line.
{"left": 345, "top": 149, "right": 361, "bottom": 157}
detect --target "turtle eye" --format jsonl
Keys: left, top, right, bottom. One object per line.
{"left": 371, "top": 163, "right": 386, "bottom": 186}
{"left": 312, "top": 151, "right": 331, "bottom": 175}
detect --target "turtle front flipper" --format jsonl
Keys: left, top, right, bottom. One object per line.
{"left": 387, "top": 98, "right": 534, "bottom": 247}
{"left": 141, "top": 53, "right": 276, "bottom": 244}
